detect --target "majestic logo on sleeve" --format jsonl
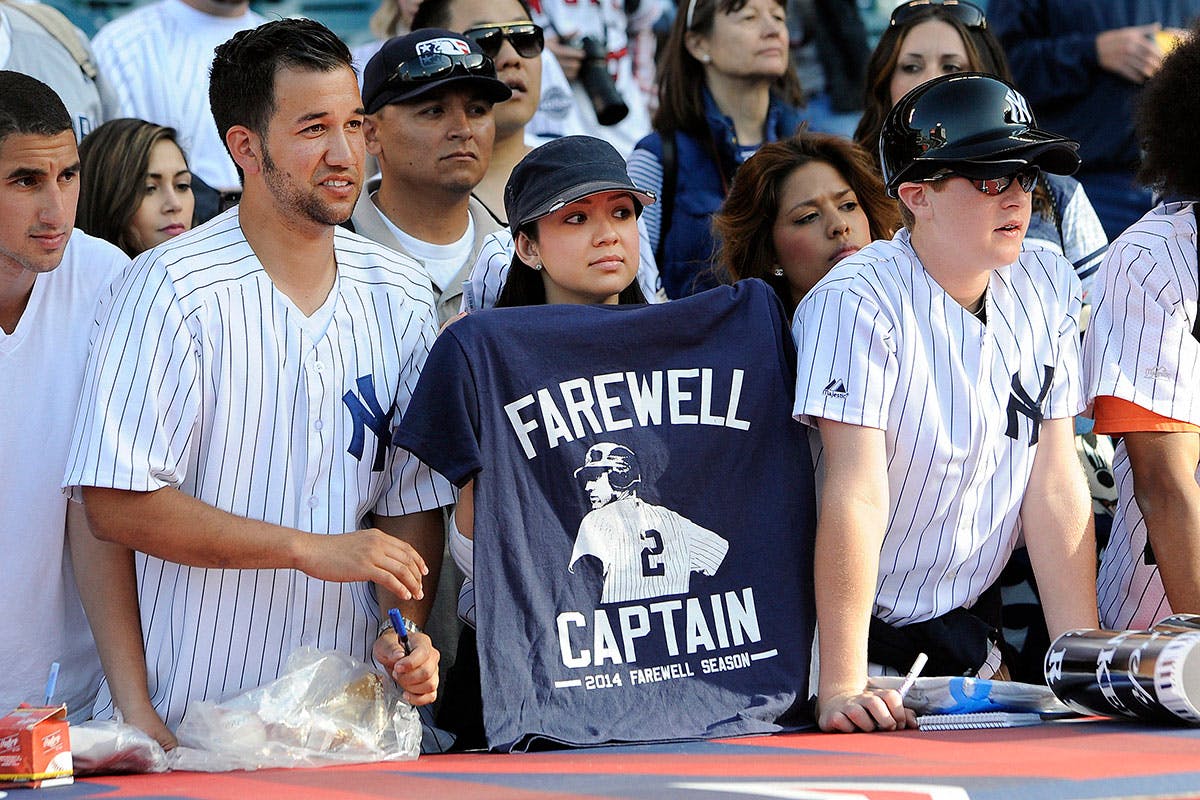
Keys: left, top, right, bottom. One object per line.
{"left": 568, "top": 443, "right": 730, "bottom": 604}
{"left": 822, "top": 378, "right": 848, "bottom": 399}
{"left": 342, "top": 375, "right": 396, "bottom": 471}
{"left": 1005, "top": 365, "right": 1054, "bottom": 446}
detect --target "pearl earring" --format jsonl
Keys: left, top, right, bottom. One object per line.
{"left": 699, "top": 53, "right": 712, "bottom": 63}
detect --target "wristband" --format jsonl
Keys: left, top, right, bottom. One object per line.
{"left": 377, "top": 616, "right": 421, "bottom": 639}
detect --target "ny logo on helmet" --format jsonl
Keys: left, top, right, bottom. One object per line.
{"left": 1003, "top": 89, "right": 1034, "bottom": 126}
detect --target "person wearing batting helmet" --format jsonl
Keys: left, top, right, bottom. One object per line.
{"left": 793, "top": 73, "right": 1099, "bottom": 733}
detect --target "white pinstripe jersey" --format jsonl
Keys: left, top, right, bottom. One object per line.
{"left": 63, "top": 207, "right": 455, "bottom": 727}
{"left": 90, "top": 0, "right": 264, "bottom": 191}
{"left": 793, "top": 228, "right": 1084, "bottom": 625}
{"left": 1084, "top": 202, "right": 1200, "bottom": 630}
{"left": 567, "top": 496, "right": 729, "bottom": 604}
{"left": 459, "top": 227, "right": 662, "bottom": 312}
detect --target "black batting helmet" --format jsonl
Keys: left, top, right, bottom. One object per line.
{"left": 879, "top": 72, "right": 1080, "bottom": 197}
{"left": 574, "top": 443, "right": 641, "bottom": 491}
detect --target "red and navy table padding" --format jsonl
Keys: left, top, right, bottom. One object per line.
{"left": 48, "top": 720, "right": 1200, "bottom": 799}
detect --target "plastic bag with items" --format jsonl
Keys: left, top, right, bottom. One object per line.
{"left": 170, "top": 647, "right": 421, "bottom": 772}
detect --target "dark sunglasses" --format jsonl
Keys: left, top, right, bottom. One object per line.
{"left": 464, "top": 23, "right": 545, "bottom": 60}
{"left": 925, "top": 167, "right": 1040, "bottom": 195}
{"left": 890, "top": 0, "right": 986, "bottom": 30}
{"left": 367, "top": 51, "right": 494, "bottom": 108}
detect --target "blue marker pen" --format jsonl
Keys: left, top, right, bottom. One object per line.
{"left": 388, "top": 607, "right": 412, "bottom": 657}
{"left": 44, "top": 662, "right": 60, "bottom": 707}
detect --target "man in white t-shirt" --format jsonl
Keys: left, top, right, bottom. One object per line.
{"left": 0, "top": 71, "right": 171, "bottom": 747}
{"left": 90, "top": 0, "right": 264, "bottom": 220}
{"left": 352, "top": 28, "right": 511, "bottom": 324}
{"left": 792, "top": 74, "right": 1098, "bottom": 733}
{"left": 63, "top": 20, "right": 454, "bottom": 730}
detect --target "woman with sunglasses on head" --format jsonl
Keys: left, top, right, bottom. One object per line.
{"left": 794, "top": 73, "right": 1098, "bottom": 733}
{"left": 854, "top": 0, "right": 1108, "bottom": 307}
{"left": 627, "top": 0, "right": 805, "bottom": 300}
{"left": 714, "top": 131, "right": 899, "bottom": 317}
{"left": 77, "top": 118, "right": 195, "bottom": 257}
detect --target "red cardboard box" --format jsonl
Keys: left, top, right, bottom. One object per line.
{"left": 0, "top": 705, "right": 73, "bottom": 788}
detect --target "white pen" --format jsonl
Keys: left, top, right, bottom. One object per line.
{"left": 896, "top": 652, "right": 928, "bottom": 701}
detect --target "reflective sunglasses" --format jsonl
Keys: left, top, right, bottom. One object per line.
{"left": 464, "top": 23, "right": 545, "bottom": 59}
{"left": 889, "top": 0, "right": 987, "bottom": 30}
{"left": 925, "top": 167, "right": 1040, "bottom": 195}
{"left": 367, "top": 52, "right": 493, "bottom": 108}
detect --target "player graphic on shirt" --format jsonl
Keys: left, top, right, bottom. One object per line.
{"left": 567, "top": 443, "right": 729, "bottom": 604}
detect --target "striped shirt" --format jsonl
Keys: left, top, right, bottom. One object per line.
{"left": 90, "top": 0, "right": 264, "bottom": 191}
{"left": 793, "top": 228, "right": 1083, "bottom": 625}
{"left": 568, "top": 496, "right": 729, "bottom": 604}
{"left": 1084, "top": 202, "right": 1200, "bottom": 630}
{"left": 63, "top": 207, "right": 454, "bottom": 727}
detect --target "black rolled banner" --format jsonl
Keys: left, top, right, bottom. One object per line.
{"left": 1045, "top": 625, "right": 1200, "bottom": 724}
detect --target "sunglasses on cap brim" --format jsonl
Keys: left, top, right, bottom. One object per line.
{"left": 922, "top": 166, "right": 1040, "bottom": 195}
{"left": 890, "top": 0, "right": 986, "bottom": 30}
{"left": 463, "top": 23, "right": 545, "bottom": 60}
{"left": 376, "top": 51, "right": 493, "bottom": 98}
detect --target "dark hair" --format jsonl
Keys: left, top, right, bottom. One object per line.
{"left": 653, "top": 0, "right": 802, "bottom": 138}
{"left": 0, "top": 71, "right": 72, "bottom": 147}
{"left": 209, "top": 18, "right": 353, "bottom": 180}
{"left": 77, "top": 119, "right": 190, "bottom": 256}
{"left": 714, "top": 132, "right": 899, "bottom": 312}
{"left": 854, "top": 12, "right": 1053, "bottom": 220}
{"left": 496, "top": 221, "right": 647, "bottom": 307}
{"left": 412, "top": 0, "right": 532, "bottom": 30}
{"left": 1137, "top": 21, "right": 1200, "bottom": 197}
{"left": 853, "top": 9, "right": 999, "bottom": 166}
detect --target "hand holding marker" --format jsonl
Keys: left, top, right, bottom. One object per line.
{"left": 388, "top": 607, "right": 412, "bottom": 656}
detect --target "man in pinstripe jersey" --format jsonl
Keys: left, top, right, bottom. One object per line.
{"left": 1084, "top": 28, "right": 1200, "bottom": 632}
{"left": 62, "top": 19, "right": 454, "bottom": 730}
{"left": 793, "top": 74, "right": 1098, "bottom": 733}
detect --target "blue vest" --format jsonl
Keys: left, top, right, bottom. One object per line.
{"left": 636, "top": 93, "right": 805, "bottom": 299}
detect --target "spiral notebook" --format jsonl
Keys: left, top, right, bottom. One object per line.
{"left": 916, "top": 711, "right": 1045, "bottom": 731}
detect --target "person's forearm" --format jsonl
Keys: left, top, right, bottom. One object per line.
{"left": 374, "top": 509, "right": 445, "bottom": 626}
{"left": 1129, "top": 435, "right": 1200, "bottom": 613}
{"left": 814, "top": 498, "right": 886, "bottom": 701}
{"left": 1023, "top": 420, "right": 1098, "bottom": 635}
{"left": 82, "top": 485, "right": 308, "bottom": 570}
{"left": 66, "top": 502, "right": 155, "bottom": 715}
{"left": 1142, "top": 485, "right": 1200, "bottom": 612}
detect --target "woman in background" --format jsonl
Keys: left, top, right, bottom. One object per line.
{"left": 77, "top": 119, "right": 193, "bottom": 257}
{"left": 627, "top": 0, "right": 804, "bottom": 299}
{"left": 853, "top": 0, "right": 1107, "bottom": 302}
{"left": 715, "top": 131, "right": 898, "bottom": 316}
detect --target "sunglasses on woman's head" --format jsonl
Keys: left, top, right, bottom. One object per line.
{"left": 463, "top": 23, "right": 545, "bottom": 59}
{"left": 924, "top": 167, "right": 1040, "bottom": 195}
{"left": 889, "top": 0, "right": 987, "bottom": 30}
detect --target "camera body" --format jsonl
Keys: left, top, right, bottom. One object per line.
{"left": 574, "top": 36, "right": 629, "bottom": 126}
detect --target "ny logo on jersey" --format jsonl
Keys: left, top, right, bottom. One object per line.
{"left": 1005, "top": 365, "right": 1054, "bottom": 445}
{"left": 343, "top": 375, "right": 395, "bottom": 471}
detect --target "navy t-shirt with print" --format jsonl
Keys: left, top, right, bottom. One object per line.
{"left": 395, "top": 279, "right": 817, "bottom": 750}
